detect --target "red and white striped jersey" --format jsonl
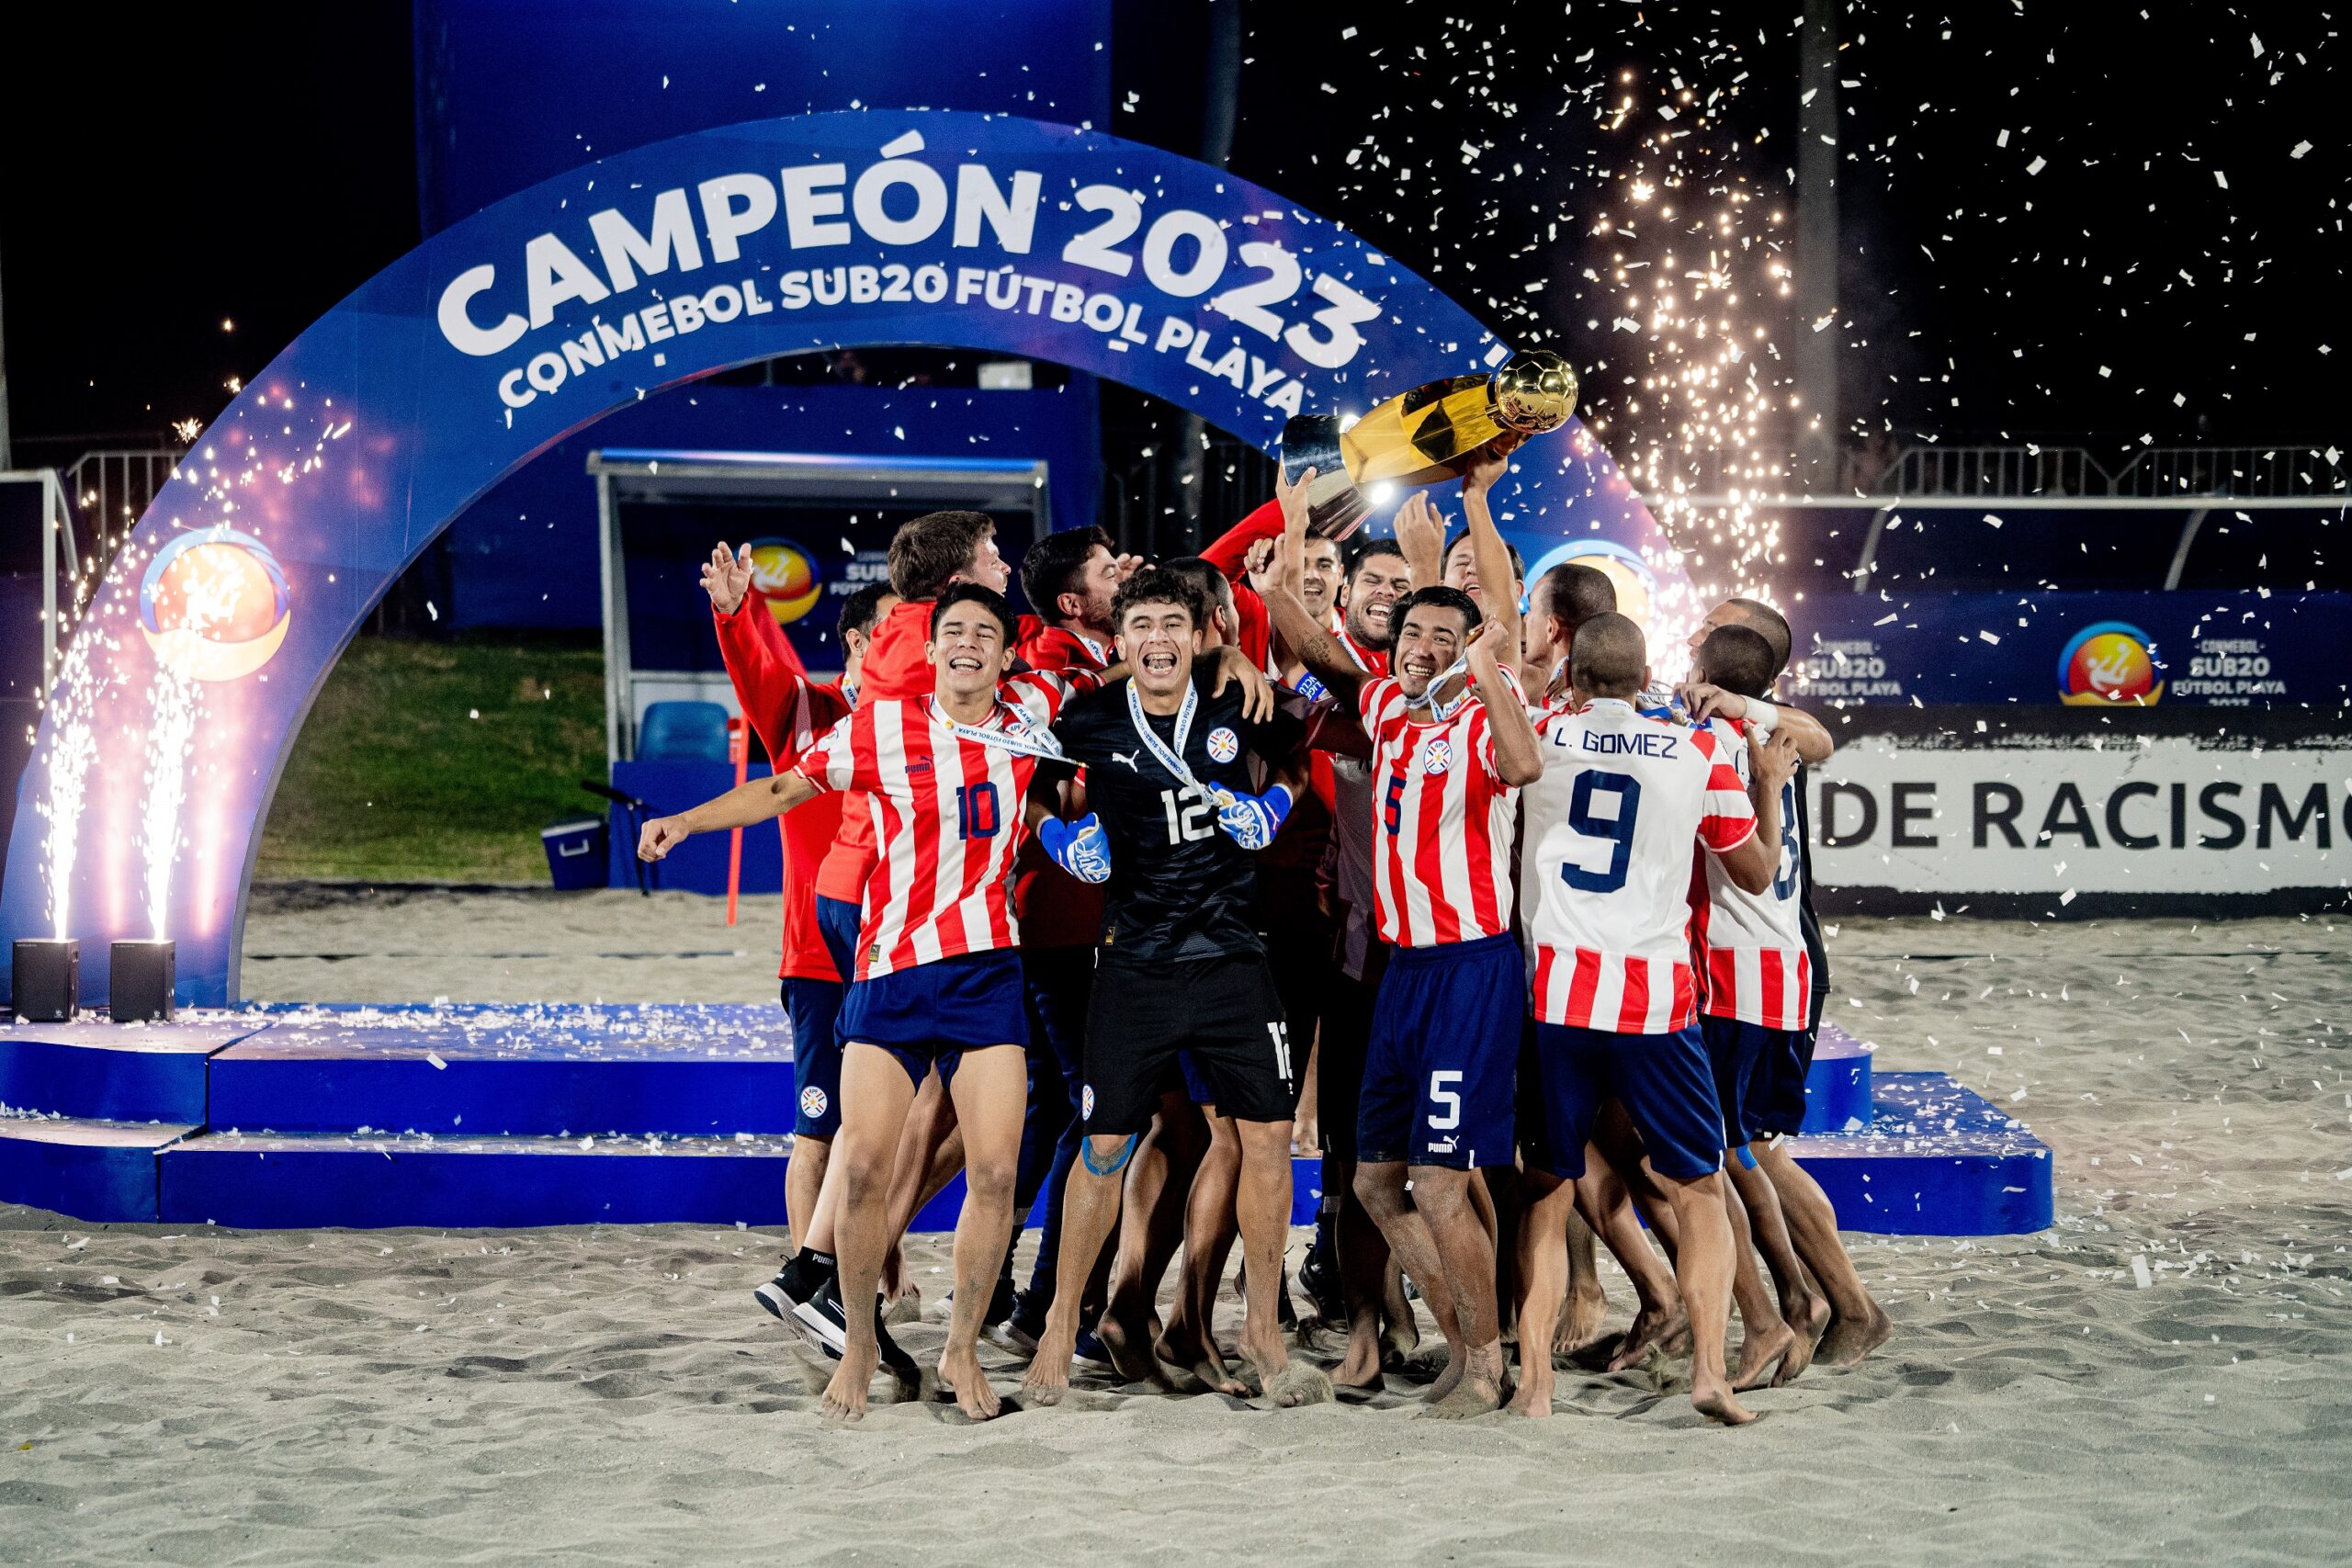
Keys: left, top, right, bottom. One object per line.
{"left": 1691, "top": 717, "right": 1813, "bottom": 1029}
{"left": 1521, "top": 699, "right": 1757, "bottom": 1032}
{"left": 1358, "top": 668, "right": 1522, "bottom": 947}
{"left": 797, "top": 671, "right": 1088, "bottom": 981}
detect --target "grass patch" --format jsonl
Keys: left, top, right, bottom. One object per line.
{"left": 254, "top": 635, "right": 607, "bottom": 884}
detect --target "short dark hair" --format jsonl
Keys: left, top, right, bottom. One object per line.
{"left": 1343, "top": 537, "right": 1409, "bottom": 581}
{"left": 1569, "top": 611, "right": 1646, "bottom": 694}
{"left": 928, "top": 581, "right": 1018, "bottom": 646}
{"left": 1695, "top": 624, "right": 1778, "bottom": 701}
{"left": 1111, "top": 563, "right": 1206, "bottom": 633}
{"left": 1019, "top": 525, "right": 1112, "bottom": 619}
{"left": 837, "top": 581, "right": 895, "bottom": 644}
{"left": 1723, "top": 596, "right": 1792, "bottom": 676}
{"left": 1393, "top": 584, "right": 1482, "bottom": 642}
{"left": 888, "top": 510, "right": 997, "bottom": 601}
{"left": 1443, "top": 528, "right": 1525, "bottom": 584}
{"left": 1160, "top": 557, "right": 1234, "bottom": 623}
{"left": 1535, "top": 561, "right": 1616, "bottom": 634}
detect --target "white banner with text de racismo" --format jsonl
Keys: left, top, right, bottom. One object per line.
{"left": 1810, "top": 732, "right": 2351, "bottom": 904}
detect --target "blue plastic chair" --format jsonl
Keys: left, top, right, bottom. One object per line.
{"left": 636, "top": 700, "right": 731, "bottom": 761}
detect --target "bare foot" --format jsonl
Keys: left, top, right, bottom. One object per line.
{"left": 1506, "top": 1368, "right": 1553, "bottom": 1418}
{"left": 1096, "top": 1299, "right": 1167, "bottom": 1386}
{"left": 1019, "top": 1328, "right": 1076, "bottom": 1407}
{"left": 1690, "top": 1372, "right": 1758, "bottom": 1427}
{"left": 884, "top": 1283, "right": 922, "bottom": 1325}
{"left": 1380, "top": 1318, "right": 1421, "bottom": 1372}
{"left": 1606, "top": 1302, "right": 1690, "bottom": 1373}
{"left": 938, "top": 1344, "right": 1002, "bottom": 1421}
{"left": 1261, "top": 1359, "right": 1335, "bottom": 1408}
{"left": 1421, "top": 1343, "right": 1508, "bottom": 1419}
{"left": 1773, "top": 1288, "right": 1830, "bottom": 1387}
{"left": 1331, "top": 1330, "right": 1385, "bottom": 1395}
{"left": 1817, "top": 1299, "right": 1893, "bottom": 1370}
{"left": 1555, "top": 1283, "right": 1610, "bottom": 1357}
{"left": 821, "top": 1340, "right": 881, "bottom": 1423}
{"left": 1155, "top": 1325, "right": 1249, "bottom": 1397}
{"left": 1421, "top": 1341, "right": 1468, "bottom": 1404}
{"left": 1731, "top": 1316, "right": 1795, "bottom": 1392}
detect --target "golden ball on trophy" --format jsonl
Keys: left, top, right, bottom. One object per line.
{"left": 1490, "top": 349, "right": 1577, "bottom": 435}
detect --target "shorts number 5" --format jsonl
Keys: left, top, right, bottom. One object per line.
{"left": 1427, "top": 1069, "right": 1463, "bottom": 1130}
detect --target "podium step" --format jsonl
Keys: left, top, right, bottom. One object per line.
{"left": 159, "top": 1129, "right": 793, "bottom": 1229}
{"left": 1802, "top": 1022, "right": 1874, "bottom": 1133}
{"left": 0, "top": 1114, "right": 197, "bottom": 1222}
{"left": 0, "top": 1019, "right": 265, "bottom": 1122}
{"left": 210, "top": 1003, "right": 792, "bottom": 1137}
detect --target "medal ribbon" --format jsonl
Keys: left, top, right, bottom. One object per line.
{"left": 934, "top": 697, "right": 1069, "bottom": 762}
{"left": 1126, "top": 676, "right": 1200, "bottom": 789}
{"left": 1410, "top": 653, "right": 1476, "bottom": 722}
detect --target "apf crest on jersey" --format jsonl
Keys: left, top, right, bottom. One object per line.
{"left": 1419, "top": 736, "right": 1453, "bottom": 776}
{"left": 1206, "top": 727, "right": 1240, "bottom": 763}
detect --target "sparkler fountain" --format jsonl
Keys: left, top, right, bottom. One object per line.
{"left": 9, "top": 580, "right": 104, "bottom": 1021}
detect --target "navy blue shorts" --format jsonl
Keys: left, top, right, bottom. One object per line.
{"left": 839, "top": 949, "right": 1028, "bottom": 1089}
{"left": 1358, "top": 931, "right": 1523, "bottom": 1169}
{"left": 1748, "top": 1022, "right": 1817, "bottom": 1138}
{"left": 1525, "top": 1020, "right": 1724, "bottom": 1182}
{"left": 1703, "top": 1014, "right": 1803, "bottom": 1147}
{"left": 784, "top": 976, "right": 846, "bottom": 1137}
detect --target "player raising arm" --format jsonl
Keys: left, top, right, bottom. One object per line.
{"left": 1511, "top": 611, "right": 1774, "bottom": 1425}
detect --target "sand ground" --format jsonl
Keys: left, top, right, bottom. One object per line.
{"left": 0, "top": 888, "right": 2346, "bottom": 1565}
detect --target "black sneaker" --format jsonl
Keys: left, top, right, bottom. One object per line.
{"left": 986, "top": 1286, "right": 1048, "bottom": 1353}
{"left": 775, "top": 1269, "right": 852, "bottom": 1359}
{"left": 1299, "top": 1226, "right": 1344, "bottom": 1321}
{"left": 752, "top": 1248, "right": 832, "bottom": 1323}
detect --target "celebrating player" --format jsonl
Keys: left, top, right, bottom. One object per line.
{"left": 642, "top": 584, "right": 1091, "bottom": 1423}
{"left": 1019, "top": 565, "right": 1330, "bottom": 1408}
{"left": 1682, "top": 611, "right": 1891, "bottom": 1371}
{"left": 698, "top": 543, "right": 902, "bottom": 1346}
{"left": 1266, "top": 456, "right": 1540, "bottom": 1415}
{"left": 1511, "top": 611, "right": 1780, "bottom": 1423}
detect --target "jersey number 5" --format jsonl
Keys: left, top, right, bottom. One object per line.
{"left": 1558, "top": 773, "right": 1642, "bottom": 894}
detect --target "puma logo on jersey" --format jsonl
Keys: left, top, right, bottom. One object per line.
{"left": 1111, "top": 750, "right": 1143, "bottom": 772}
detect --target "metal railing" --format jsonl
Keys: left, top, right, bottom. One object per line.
{"left": 66, "top": 447, "right": 185, "bottom": 558}
{"left": 1674, "top": 438, "right": 2346, "bottom": 510}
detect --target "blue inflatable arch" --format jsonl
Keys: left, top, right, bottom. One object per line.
{"left": 3, "top": 110, "right": 1671, "bottom": 1006}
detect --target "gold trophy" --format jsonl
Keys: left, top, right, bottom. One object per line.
{"left": 1279, "top": 350, "right": 1578, "bottom": 538}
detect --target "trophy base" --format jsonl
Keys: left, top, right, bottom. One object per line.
{"left": 1277, "top": 416, "right": 1371, "bottom": 540}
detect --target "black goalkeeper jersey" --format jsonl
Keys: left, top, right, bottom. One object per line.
{"left": 1047, "top": 660, "right": 1305, "bottom": 964}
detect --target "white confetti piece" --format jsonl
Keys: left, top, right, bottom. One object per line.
{"left": 2131, "top": 1255, "right": 2153, "bottom": 1289}
{"left": 425, "top": 1051, "right": 448, "bottom": 1071}
{"left": 2026, "top": 154, "right": 2047, "bottom": 175}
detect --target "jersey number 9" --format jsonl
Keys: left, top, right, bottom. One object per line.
{"left": 1558, "top": 772, "right": 1642, "bottom": 894}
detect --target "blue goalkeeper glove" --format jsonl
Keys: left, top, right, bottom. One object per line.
{"left": 1036, "top": 813, "right": 1112, "bottom": 884}
{"left": 1211, "top": 784, "right": 1293, "bottom": 851}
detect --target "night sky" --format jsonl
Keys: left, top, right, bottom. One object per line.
{"left": 2, "top": 1, "right": 2339, "bottom": 467}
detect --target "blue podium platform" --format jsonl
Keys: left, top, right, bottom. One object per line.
{"left": 0, "top": 1114, "right": 195, "bottom": 1223}
{"left": 0, "top": 1008, "right": 2050, "bottom": 1235}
